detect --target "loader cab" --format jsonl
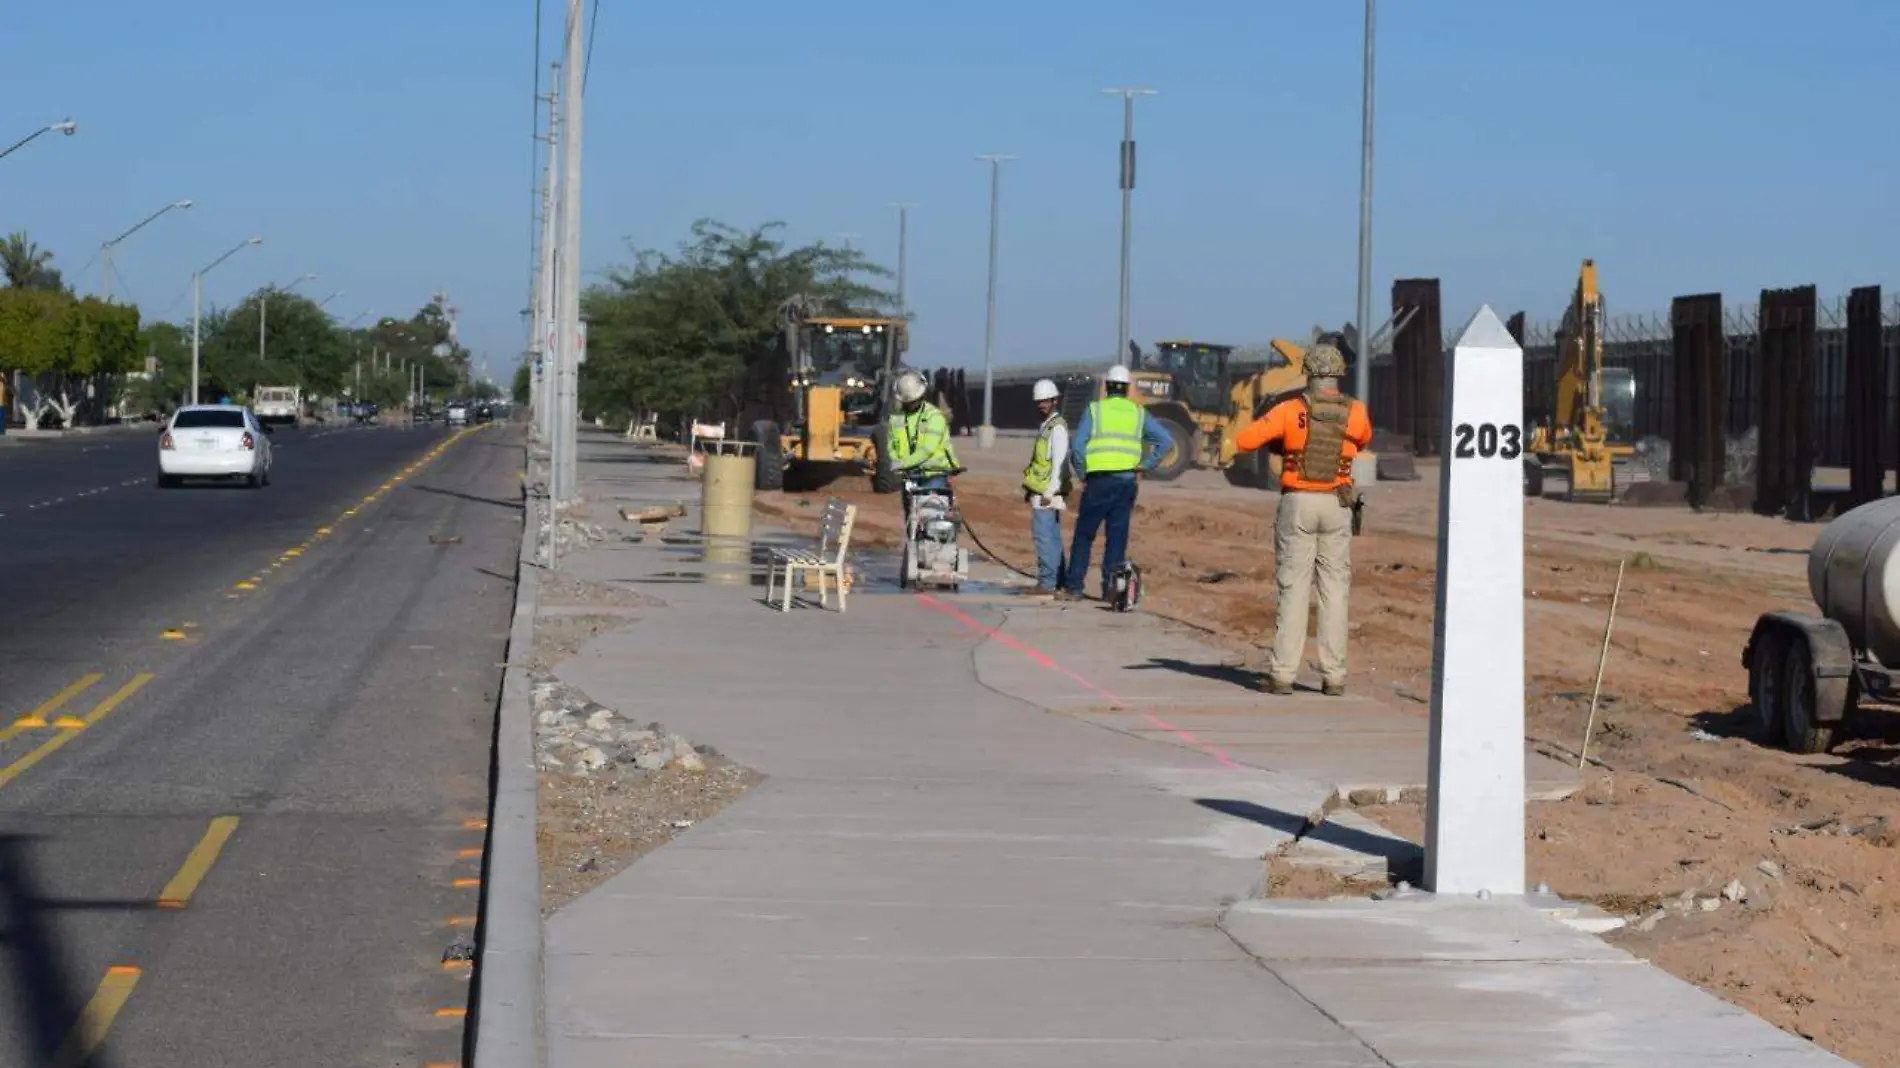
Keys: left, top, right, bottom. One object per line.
{"left": 796, "top": 317, "right": 907, "bottom": 426}
{"left": 1143, "top": 341, "right": 1234, "bottom": 414}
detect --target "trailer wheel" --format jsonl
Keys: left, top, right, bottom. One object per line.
{"left": 871, "top": 425, "right": 900, "bottom": 494}
{"left": 1145, "top": 415, "right": 1196, "bottom": 482}
{"left": 1747, "top": 628, "right": 1787, "bottom": 745}
{"left": 1781, "top": 641, "right": 1839, "bottom": 755}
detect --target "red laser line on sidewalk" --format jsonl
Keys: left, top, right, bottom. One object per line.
{"left": 912, "top": 593, "right": 1247, "bottom": 772}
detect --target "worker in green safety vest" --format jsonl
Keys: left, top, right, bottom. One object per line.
{"left": 1060, "top": 364, "right": 1173, "bottom": 601}
{"left": 888, "top": 368, "right": 961, "bottom": 525}
{"left": 1019, "top": 378, "right": 1071, "bottom": 595}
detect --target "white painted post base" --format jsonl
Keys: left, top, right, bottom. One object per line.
{"left": 1423, "top": 305, "right": 1527, "bottom": 897}
{"left": 1351, "top": 451, "right": 1378, "bottom": 488}
{"left": 977, "top": 424, "right": 997, "bottom": 450}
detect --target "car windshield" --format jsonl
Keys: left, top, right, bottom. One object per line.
{"left": 173, "top": 410, "right": 245, "bottom": 429}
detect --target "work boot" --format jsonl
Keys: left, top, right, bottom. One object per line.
{"left": 1054, "top": 588, "right": 1084, "bottom": 603}
{"left": 1322, "top": 680, "right": 1346, "bottom": 697}
{"left": 1262, "top": 677, "right": 1294, "bottom": 696}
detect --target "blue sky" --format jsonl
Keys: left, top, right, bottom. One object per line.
{"left": 7, "top": 0, "right": 1897, "bottom": 382}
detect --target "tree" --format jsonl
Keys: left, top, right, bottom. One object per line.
{"left": 0, "top": 290, "right": 139, "bottom": 427}
{"left": 511, "top": 360, "right": 531, "bottom": 405}
{"left": 578, "top": 219, "right": 892, "bottom": 428}
{"left": 0, "top": 232, "right": 66, "bottom": 292}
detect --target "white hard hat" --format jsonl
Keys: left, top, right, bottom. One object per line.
{"left": 1032, "top": 378, "right": 1060, "bottom": 401}
{"left": 893, "top": 369, "right": 928, "bottom": 404}
{"left": 1105, "top": 364, "right": 1132, "bottom": 385}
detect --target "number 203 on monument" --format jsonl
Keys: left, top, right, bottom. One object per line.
{"left": 1451, "top": 422, "right": 1522, "bottom": 461}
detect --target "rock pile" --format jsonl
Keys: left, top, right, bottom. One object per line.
{"left": 532, "top": 679, "right": 716, "bottom": 776}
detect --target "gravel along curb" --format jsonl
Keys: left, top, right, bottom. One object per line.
{"left": 469, "top": 452, "right": 545, "bottom": 1067}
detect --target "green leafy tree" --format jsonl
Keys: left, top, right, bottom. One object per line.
{"left": 0, "top": 290, "right": 138, "bottom": 426}
{"left": 511, "top": 360, "right": 531, "bottom": 405}
{"left": 0, "top": 232, "right": 65, "bottom": 292}
{"left": 578, "top": 219, "right": 892, "bottom": 428}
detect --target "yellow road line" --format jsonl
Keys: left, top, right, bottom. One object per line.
{"left": 0, "top": 674, "right": 153, "bottom": 791}
{"left": 10, "top": 673, "right": 103, "bottom": 731}
{"left": 48, "top": 966, "right": 141, "bottom": 1068}
{"left": 158, "top": 816, "right": 240, "bottom": 908}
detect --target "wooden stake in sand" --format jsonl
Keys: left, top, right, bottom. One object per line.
{"left": 1578, "top": 557, "right": 1630, "bottom": 769}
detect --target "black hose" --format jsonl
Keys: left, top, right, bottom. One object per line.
{"left": 957, "top": 513, "right": 1040, "bottom": 582}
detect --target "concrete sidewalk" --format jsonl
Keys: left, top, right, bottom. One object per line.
{"left": 539, "top": 432, "right": 1848, "bottom": 1067}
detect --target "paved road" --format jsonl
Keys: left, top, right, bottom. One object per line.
{"left": 0, "top": 421, "right": 521, "bottom": 1066}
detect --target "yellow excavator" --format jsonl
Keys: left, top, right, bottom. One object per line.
{"left": 1526, "top": 260, "right": 1635, "bottom": 501}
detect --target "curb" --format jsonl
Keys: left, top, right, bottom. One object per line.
{"left": 469, "top": 441, "right": 544, "bottom": 1067}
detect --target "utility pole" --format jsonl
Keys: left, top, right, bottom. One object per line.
{"left": 1354, "top": 0, "right": 1377, "bottom": 401}
{"left": 888, "top": 202, "right": 915, "bottom": 318}
{"left": 532, "top": 63, "right": 560, "bottom": 447}
{"left": 1102, "top": 88, "right": 1156, "bottom": 368}
{"left": 976, "top": 154, "right": 1015, "bottom": 450}
{"left": 553, "top": 0, "right": 585, "bottom": 503}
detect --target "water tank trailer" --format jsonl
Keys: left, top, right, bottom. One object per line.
{"left": 1745, "top": 495, "right": 1900, "bottom": 753}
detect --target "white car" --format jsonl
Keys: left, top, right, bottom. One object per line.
{"left": 158, "top": 405, "right": 274, "bottom": 488}
{"left": 446, "top": 403, "right": 469, "bottom": 426}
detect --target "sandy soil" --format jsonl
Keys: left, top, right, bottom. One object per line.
{"left": 755, "top": 449, "right": 1899, "bottom": 1067}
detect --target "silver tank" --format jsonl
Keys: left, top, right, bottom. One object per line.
{"left": 1810, "top": 495, "right": 1900, "bottom": 666}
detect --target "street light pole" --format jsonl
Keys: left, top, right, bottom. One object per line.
{"left": 533, "top": 62, "right": 561, "bottom": 448}
{"left": 553, "top": 0, "right": 586, "bottom": 503}
{"left": 1102, "top": 88, "right": 1156, "bottom": 368}
{"left": 101, "top": 198, "right": 191, "bottom": 303}
{"left": 888, "top": 202, "right": 916, "bottom": 318}
{"left": 1354, "top": 0, "right": 1377, "bottom": 401}
{"left": 976, "top": 155, "right": 1016, "bottom": 451}
{"left": 316, "top": 291, "right": 344, "bottom": 309}
{"left": 191, "top": 237, "right": 263, "bottom": 404}
{"left": 0, "top": 119, "right": 77, "bottom": 163}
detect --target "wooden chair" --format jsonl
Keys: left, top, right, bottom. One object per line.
{"left": 765, "top": 498, "right": 857, "bottom": 613}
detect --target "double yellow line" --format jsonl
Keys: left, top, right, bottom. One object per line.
{"left": 4, "top": 674, "right": 246, "bottom": 1063}
{"left": 0, "top": 673, "right": 152, "bottom": 790}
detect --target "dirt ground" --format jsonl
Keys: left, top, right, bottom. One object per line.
{"left": 755, "top": 444, "right": 1898, "bottom": 1067}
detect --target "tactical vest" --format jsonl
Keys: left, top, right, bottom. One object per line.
{"left": 1291, "top": 392, "right": 1355, "bottom": 486}
{"left": 1083, "top": 398, "right": 1146, "bottom": 474}
{"left": 1022, "top": 412, "right": 1071, "bottom": 495}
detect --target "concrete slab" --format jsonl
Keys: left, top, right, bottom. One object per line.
{"left": 1222, "top": 898, "right": 1852, "bottom": 1066}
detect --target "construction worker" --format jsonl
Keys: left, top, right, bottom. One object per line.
{"left": 1232, "top": 342, "right": 1372, "bottom": 696}
{"left": 1021, "top": 379, "right": 1070, "bottom": 594}
{"left": 888, "top": 368, "right": 960, "bottom": 522}
{"left": 1061, "top": 364, "right": 1173, "bottom": 601}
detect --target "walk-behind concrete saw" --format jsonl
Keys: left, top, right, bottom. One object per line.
{"left": 899, "top": 480, "right": 970, "bottom": 591}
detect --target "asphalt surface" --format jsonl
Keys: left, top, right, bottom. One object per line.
{"left": 0, "top": 420, "right": 522, "bottom": 1066}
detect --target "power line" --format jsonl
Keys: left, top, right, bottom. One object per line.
{"left": 583, "top": 0, "right": 601, "bottom": 91}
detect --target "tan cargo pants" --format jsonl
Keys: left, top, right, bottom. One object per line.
{"left": 1268, "top": 489, "right": 1353, "bottom": 687}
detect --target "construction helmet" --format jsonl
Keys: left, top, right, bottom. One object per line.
{"left": 1304, "top": 343, "right": 1347, "bottom": 378}
{"left": 1032, "top": 378, "right": 1060, "bottom": 402}
{"left": 1105, "top": 364, "right": 1132, "bottom": 385}
{"left": 893, "top": 369, "right": 928, "bottom": 405}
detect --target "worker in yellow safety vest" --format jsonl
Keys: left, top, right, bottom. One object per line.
{"left": 1059, "top": 364, "right": 1173, "bottom": 600}
{"left": 888, "top": 368, "right": 961, "bottom": 523}
{"left": 1019, "top": 378, "right": 1070, "bottom": 595}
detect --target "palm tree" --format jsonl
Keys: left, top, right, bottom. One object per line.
{"left": 0, "top": 232, "right": 59, "bottom": 290}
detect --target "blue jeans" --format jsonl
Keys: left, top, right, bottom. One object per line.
{"left": 1064, "top": 474, "right": 1137, "bottom": 595}
{"left": 1030, "top": 506, "right": 1064, "bottom": 590}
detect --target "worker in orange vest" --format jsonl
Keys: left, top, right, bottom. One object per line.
{"left": 1232, "top": 342, "right": 1372, "bottom": 696}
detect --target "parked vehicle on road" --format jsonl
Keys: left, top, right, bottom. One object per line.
{"left": 253, "top": 385, "right": 303, "bottom": 429}
{"left": 447, "top": 402, "right": 469, "bottom": 426}
{"left": 157, "top": 405, "right": 273, "bottom": 489}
